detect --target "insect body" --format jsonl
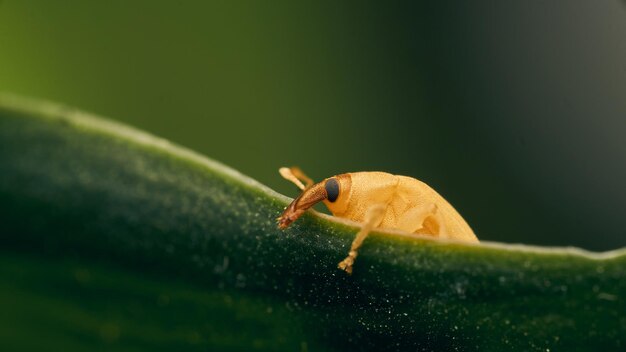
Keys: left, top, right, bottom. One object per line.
{"left": 277, "top": 167, "right": 478, "bottom": 274}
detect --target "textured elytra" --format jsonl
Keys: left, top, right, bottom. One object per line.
{"left": 0, "top": 94, "right": 624, "bottom": 351}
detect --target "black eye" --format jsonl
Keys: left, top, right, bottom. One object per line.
{"left": 325, "top": 178, "right": 340, "bottom": 202}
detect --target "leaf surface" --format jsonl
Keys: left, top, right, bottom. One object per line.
{"left": 0, "top": 94, "right": 624, "bottom": 351}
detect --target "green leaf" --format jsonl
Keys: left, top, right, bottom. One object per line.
{"left": 0, "top": 93, "right": 624, "bottom": 351}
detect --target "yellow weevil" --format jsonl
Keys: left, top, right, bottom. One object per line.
{"left": 277, "top": 167, "right": 478, "bottom": 274}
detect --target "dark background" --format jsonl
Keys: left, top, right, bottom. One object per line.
{"left": 1, "top": 1, "right": 624, "bottom": 250}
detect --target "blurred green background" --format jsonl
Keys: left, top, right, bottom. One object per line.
{"left": 0, "top": 1, "right": 624, "bottom": 250}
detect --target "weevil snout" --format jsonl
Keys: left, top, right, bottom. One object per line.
{"left": 277, "top": 182, "right": 328, "bottom": 229}
{"left": 277, "top": 203, "right": 304, "bottom": 229}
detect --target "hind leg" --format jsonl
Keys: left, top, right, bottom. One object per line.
{"left": 396, "top": 203, "right": 447, "bottom": 238}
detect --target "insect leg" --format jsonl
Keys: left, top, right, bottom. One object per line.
{"left": 338, "top": 204, "right": 386, "bottom": 274}
{"left": 397, "top": 203, "right": 448, "bottom": 239}
{"left": 279, "top": 167, "right": 314, "bottom": 190}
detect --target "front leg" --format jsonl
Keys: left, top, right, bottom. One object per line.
{"left": 338, "top": 204, "right": 387, "bottom": 274}
{"left": 279, "top": 167, "right": 314, "bottom": 190}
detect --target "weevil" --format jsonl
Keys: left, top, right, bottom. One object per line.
{"left": 277, "top": 167, "right": 478, "bottom": 274}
